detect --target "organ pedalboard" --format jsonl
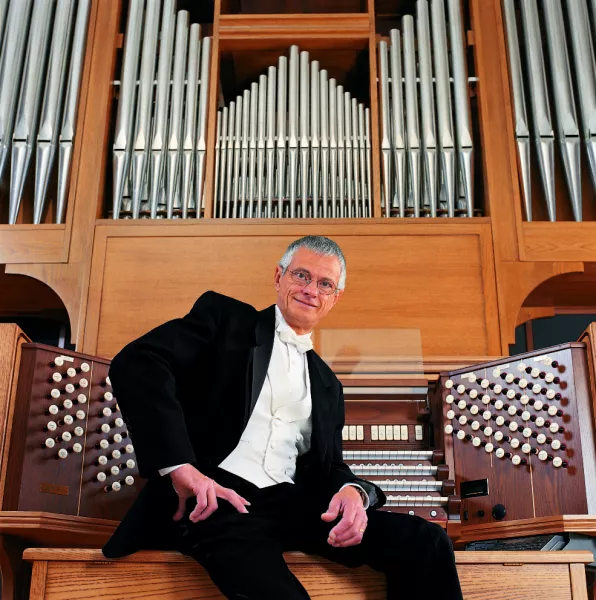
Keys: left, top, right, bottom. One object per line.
{"left": 434, "top": 343, "right": 596, "bottom": 526}
{"left": 3, "top": 343, "right": 142, "bottom": 520}
{"left": 342, "top": 387, "right": 461, "bottom": 527}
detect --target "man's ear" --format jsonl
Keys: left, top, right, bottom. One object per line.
{"left": 274, "top": 265, "right": 282, "bottom": 290}
{"left": 331, "top": 289, "right": 344, "bottom": 307}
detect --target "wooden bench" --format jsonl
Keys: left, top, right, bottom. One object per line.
{"left": 24, "top": 548, "right": 593, "bottom": 599}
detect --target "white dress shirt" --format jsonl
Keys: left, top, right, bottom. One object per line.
{"left": 160, "top": 306, "right": 369, "bottom": 506}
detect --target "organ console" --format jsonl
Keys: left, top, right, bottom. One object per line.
{"left": 2, "top": 342, "right": 142, "bottom": 520}
{"left": 434, "top": 342, "right": 596, "bottom": 527}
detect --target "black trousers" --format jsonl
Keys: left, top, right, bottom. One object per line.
{"left": 174, "top": 469, "right": 463, "bottom": 600}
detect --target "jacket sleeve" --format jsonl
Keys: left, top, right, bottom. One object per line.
{"left": 327, "top": 384, "right": 386, "bottom": 510}
{"left": 108, "top": 291, "right": 222, "bottom": 478}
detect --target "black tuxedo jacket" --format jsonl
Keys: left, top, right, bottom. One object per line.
{"left": 102, "top": 291, "right": 385, "bottom": 558}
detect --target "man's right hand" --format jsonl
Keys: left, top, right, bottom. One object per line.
{"left": 170, "top": 464, "right": 250, "bottom": 523}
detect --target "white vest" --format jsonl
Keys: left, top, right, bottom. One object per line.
{"left": 218, "top": 308, "right": 313, "bottom": 487}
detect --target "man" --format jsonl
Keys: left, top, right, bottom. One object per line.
{"left": 103, "top": 235, "right": 462, "bottom": 599}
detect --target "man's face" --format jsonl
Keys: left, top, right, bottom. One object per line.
{"left": 274, "top": 248, "right": 344, "bottom": 335}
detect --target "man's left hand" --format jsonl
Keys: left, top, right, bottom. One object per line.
{"left": 321, "top": 486, "right": 367, "bottom": 548}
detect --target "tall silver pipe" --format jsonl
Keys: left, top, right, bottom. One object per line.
{"left": 34, "top": 0, "right": 76, "bottom": 225}
{"left": 320, "top": 69, "right": 329, "bottom": 218}
{"left": 240, "top": 88, "right": 250, "bottom": 218}
{"left": 566, "top": 0, "right": 596, "bottom": 199}
{"left": 149, "top": 1, "right": 175, "bottom": 219}
{"left": 56, "top": 0, "right": 91, "bottom": 224}
{"left": 265, "top": 65, "right": 276, "bottom": 218}
{"left": 10, "top": 0, "right": 55, "bottom": 225}
{"left": 131, "top": 0, "right": 161, "bottom": 219}
{"left": 520, "top": 0, "right": 556, "bottom": 221}
{"left": 224, "top": 100, "right": 235, "bottom": 217}
{"left": 389, "top": 30, "right": 406, "bottom": 218}
{"left": 288, "top": 45, "right": 299, "bottom": 218}
{"left": 403, "top": 15, "right": 421, "bottom": 217}
{"left": 194, "top": 35, "right": 211, "bottom": 217}
{"left": 447, "top": 0, "right": 474, "bottom": 216}
{"left": 351, "top": 97, "right": 360, "bottom": 217}
{"left": 310, "top": 60, "right": 320, "bottom": 218}
{"left": 248, "top": 80, "right": 258, "bottom": 218}
{"left": 299, "top": 50, "right": 309, "bottom": 218}
{"left": 344, "top": 91, "right": 353, "bottom": 218}
{"left": 365, "top": 108, "right": 372, "bottom": 217}
{"left": 358, "top": 103, "right": 367, "bottom": 217}
{"left": 431, "top": 0, "right": 456, "bottom": 218}
{"left": 213, "top": 110, "right": 221, "bottom": 217}
{"left": 112, "top": 0, "right": 144, "bottom": 219}
{"left": 0, "top": 0, "right": 33, "bottom": 186}
{"left": 417, "top": 0, "right": 437, "bottom": 217}
{"left": 166, "top": 11, "right": 189, "bottom": 219}
{"left": 218, "top": 106, "right": 228, "bottom": 217}
{"left": 0, "top": 0, "right": 9, "bottom": 50}
{"left": 256, "top": 73, "right": 267, "bottom": 218}
{"left": 181, "top": 23, "right": 200, "bottom": 218}
{"left": 276, "top": 56, "right": 287, "bottom": 219}
{"left": 232, "top": 94, "right": 242, "bottom": 218}
{"left": 329, "top": 77, "right": 337, "bottom": 218}
{"left": 544, "top": 1, "right": 581, "bottom": 221}
{"left": 336, "top": 84, "right": 345, "bottom": 218}
{"left": 378, "top": 40, "right": 391, "bottom": 217}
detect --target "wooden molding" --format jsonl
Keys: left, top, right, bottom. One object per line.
{"left": 523, "top": 222, "right": 596, "bottom": 262}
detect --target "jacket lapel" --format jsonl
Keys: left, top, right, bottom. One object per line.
{"left": 307, "top": 352, "right": 336, "bottom": 464}
{"left": 245, "top": 304, "right": 275, "bottom": 425}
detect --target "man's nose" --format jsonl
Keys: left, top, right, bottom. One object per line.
{"left": 302, "top": 280, "right": 319, "bottom": 296}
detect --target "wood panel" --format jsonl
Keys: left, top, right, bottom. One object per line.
{"left": 83, "top": 220, "right": 500, "bottom": 359}
{"left": 22, "top": 548, "right": 594, "bottom": 600}
{"left": 0, "top": 227, "right": 66, "bottom": 265}
{"left": 523, "top": 224, "right": 596, "bottom": 262}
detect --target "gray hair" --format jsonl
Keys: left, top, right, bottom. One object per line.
{"left": 279, "top": 236, "right": 346, "bottom": 290}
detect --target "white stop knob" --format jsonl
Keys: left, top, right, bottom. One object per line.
{"left": 114, "top": 418, "right": 124, "bottom": 427}
{"left": 553, "top": 457, "right": 563, "bottom": 468}
{"left": 113, "top": 433, "right": 123, "bottom": 443}
{"left": 549, "top": 423, "right": 560, "bottom": 433}
{"left": 496, "top": 448, "right": 505, "bottom": 459}
{"left": 546, "top": 390, "right": 555, "bottom": 400}
{"left": 111, "top": 481, "right": 121, "bottom": 492}
{"left": 481, "top": 379, "right": 490, "bottom": 388}
{"left": 522, "top": 428, "right": 532, "bottom": 438}
{"left": 444, "top": 425, "right": 454, "bottom": 435}
{"left": 445, "top": 380, "right": 454, "bottom": 389}
{"left": 522, "top": 443, "right": 531, "bottom": 454}
{"left": 544, "top": 373, "right": 554, "bottom": 384}
{"left": 80, "top": 362, "right": 90, "bottom": 372}
{"left": 79, "top": 378, "right": 89, "bottom": 388}
{"left": 97, "top": 472, "right": 107, "bottom": 482}
{"left": 62, "top": 432, "right": 72, "bottom": 442}
{"left": 102, "top": 407, "right": 112, "bottom": 417}
{"left": 505, "top": 374, "right": 514, "bottom": 383}
{"left": 446, "top": 410, "right": 455, "bottom": 420}
{"left": 125, "top": 444, "right": 134, "bottom": 454}
{"left": 458, "top": 415, "right": 468, "bottom": 425}
{"left": 111, "top": 466, "right": 120, "bottom": 476}
{"left": 538, "top": 450, "right": 548, "bottom": 461}
{"left": 469, "top": 389, "right": 478, "bottom": 399}
{"left": 65, "top": 384, "right": 75, "bottom": 394}
{"left": 471, "top": 421, "right": 480, "bottom": 431}
{"left": 457, "top": 384, "right": 466, "bottom": 394}
{"left": 457, "top": 400, "right": 467, "bottom": 410}
{"left": 512, "top": 455, "right": 521, "bottom": 466}
{"left": 76, "top": 410, "right": 86, "bottom": 420}
{"left": 445, "top": 394, "right": 454, "bottom": 404}
{"left": 494, "top": 385, "right": 502, "bottom": 394}
{"left": 535, "top": 417, "right": 545, "bottom": 427}
{"left": 54, "top": 357, "right": 65, "bottom": 367}
{"left": 66, "top": 367, "right": 77, "bottom": 377}
{"left": 64, "top": 415, "right": 74, "bottom": 425}
{"left": 470, "top": 405, "right": 479, "bottom": 415}
{"left": 531, "top": 368, "right": 540, "bottom": 378}
{"left": 551, "top": 439, "right": 561, "bottom": 450}
{"left": 482, "top": 395, "right": 491, "bottom": 405}
{"left": 496, "top": 416, "right": 505, "bottom": 426}
{"left": 52, "top": 372, "right": 62, "bottom": 382}
{"left": 125, "top": 476, "right": 135, "bottom": 486}
{"left": 104, "top": 392, "right": 113, "bottom": 402}
{"left": 74, "top": 426, "right": 84, "bottom": 436}
{"left": 532, "top": 384, "right": 541, "bottom": 394}
{"left": 58, "top": 449, "right": 68, "bottom": 459}
{"left": 98, "top": 455, "right": 108, "bottom": 465}
{"left": 521, "top": 411, "right": 531, "bottom": 421}
{"left": 520, "top": 395, "right": 529, "bottom": 405}
{"left": 509, "top": 421, "right": 519, "bottom": 432}
{"left": 492, "top": 369, "right": 501, "bottom": 378}
{"left": 472, "top": 437, "right": 481, "bottom": 447}
{"left": 483, "top": 427, "right": 493, "bottom": 437}
{"left": 51, "top": 388, "right": 61, "bottom": 399}
{"left": 534, "top": 401, "right": 543, "bottom": 411}
{"left": 63, "top": 399, "right": 73, "bottom": 409}
{"left": 494, "top": 431, "right": 504, "bottom": 442}
{"left": 78, "top": 394, "right": 87, "bottom": 403}
{"left": 485, "top": 443, "right": 494, "bottom": 453}
{"left": 45, "top": 438, "right": 55, "bottom": 448}
{"left": 101, "top": 423, "right": 110, "bottom": 433}
{"left": 536, "top": 434, "right": 546, "bottom": 444}
{"left": 126, "top": 459, "right": 136, "bottom": 469}
{"left": 519, "top": 379, "right": 528, "bottom": 389}
{"left": 112, "top": 450, "right": 122, "bottom": 460}
{"left": 508, "top": 405, "right": 517, "bottom": 416}
{"left": 46, "top": 421, "right": 57, "bottom": 431}
{"left": 506, "top": 390, "right": 516, "bottom": 400}
{"left": 543, "top": 357, "right": 553, "bottom": 366}
{"left": 547, "top": 405, "right": 558, "bottom": 416}
{"left": 510, "top": 438, "right": 520, "bottom": 449}
{"left": 494, "top": 400, "right": 504, "bottom": 411}
{"left": 517, "top": 362, "right": 526, "bottom": 372}
{"left": 99, "top": 439, "right": 109, "bottom": 449}
{"left": 483, "top": 411, "right": 492, "bottom": 421}
{"left": 106, "top": 376, "right": 111, "bottom": 386}
{"left": 73, "top": 443, "right": 82, "bottom": 453}
{"left": 48, "top": 405, "right": 59, "bottom": 415}
{"left": 457, "top": 430, "right": 466, "bottom": 440}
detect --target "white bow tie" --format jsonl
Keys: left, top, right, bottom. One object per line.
{"left": 277, "top": 328, "right": 313, "bottom": 353}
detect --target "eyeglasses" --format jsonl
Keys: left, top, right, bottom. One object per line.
{"left": 287, "top": 269, "right": 339, "bottom": 295}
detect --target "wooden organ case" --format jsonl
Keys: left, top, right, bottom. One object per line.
{"left": 433, "top": 343, "right": 596, "bottom": 527}
{"left": 342, "top": 382, "right": 461, "bottom": 533}
{"left": 2, "top": 343, "right": 142, "bottom": 521}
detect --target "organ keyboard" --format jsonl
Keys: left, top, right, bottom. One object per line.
{"left": 342, "top": 394, "right": 461, "bottom": 528}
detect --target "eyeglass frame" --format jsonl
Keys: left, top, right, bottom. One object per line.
{"left": 286, "top": 268, "right": 340, "bottom": 296}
